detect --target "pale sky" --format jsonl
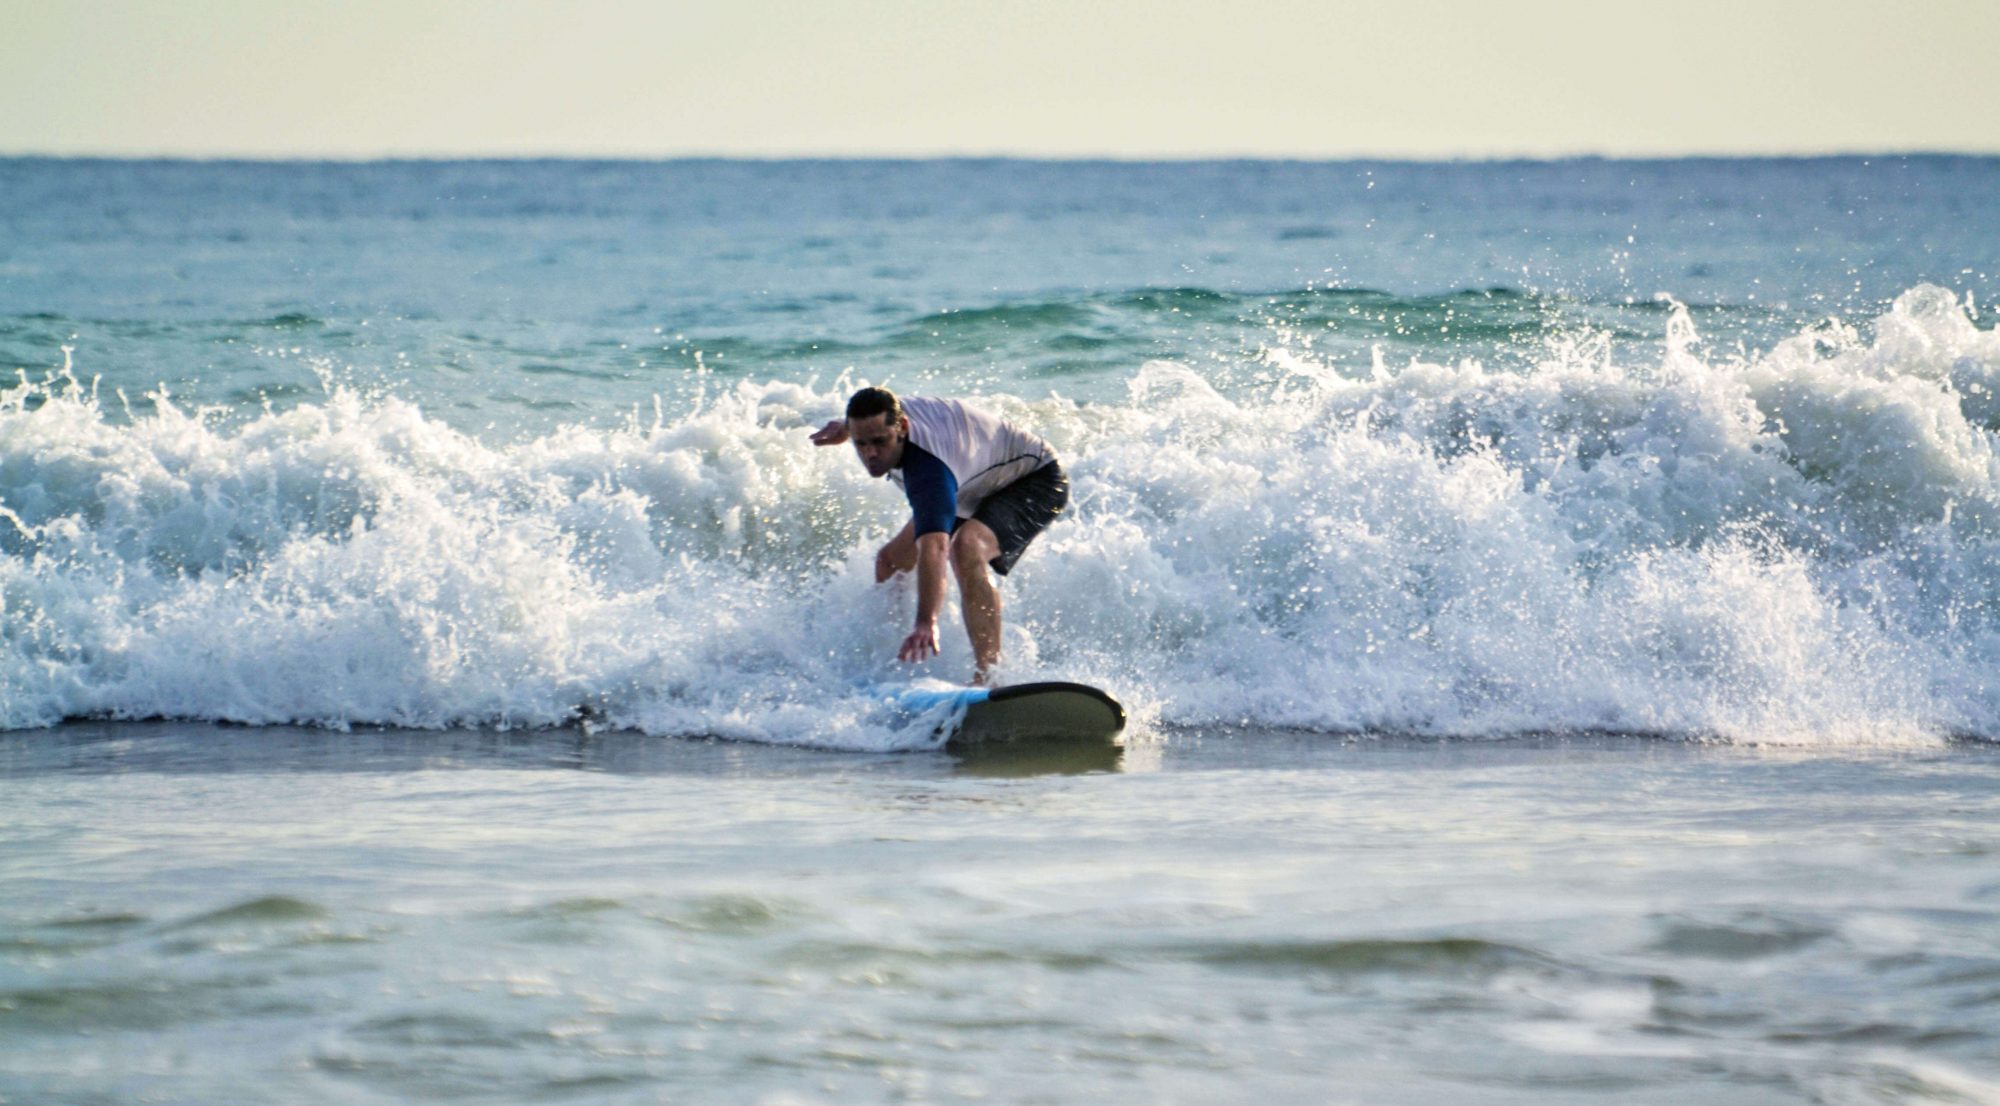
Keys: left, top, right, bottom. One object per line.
{"left": 4, "top": 0, "right": 1996, "bottom": 159}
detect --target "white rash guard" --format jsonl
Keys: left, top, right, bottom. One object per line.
{"left": 889, "top": 396, "right": 1058, "bottom": 520}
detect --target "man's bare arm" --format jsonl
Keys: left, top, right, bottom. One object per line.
{"left": 898, "top": 531, "right": 949, "bottom": 663}
{"left": 876, "top": 520, "right": 917, "bottom": 583}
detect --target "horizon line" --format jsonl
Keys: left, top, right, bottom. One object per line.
{"left": 4, "top": 147, "right": 1998, "bottom": 165}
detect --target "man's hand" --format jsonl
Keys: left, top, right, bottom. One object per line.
{"left": 809, "top": 419, "right": 848, "bottom": 446}
{"left": 898, "top": 621, "right": 940, "bottom": 664}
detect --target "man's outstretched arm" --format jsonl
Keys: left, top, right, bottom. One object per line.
{"left": 810, "top": 419, "right": 848, "bottom": 446}
{"left": 899, "top": 531, "right": 949, "bottom": 663}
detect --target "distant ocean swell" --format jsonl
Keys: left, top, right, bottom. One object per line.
{"left": 3, "top": 285, "right": 1998, "bottom": 747}
{"left": 0, "top": 285, "right": 1745, "bottom": 424}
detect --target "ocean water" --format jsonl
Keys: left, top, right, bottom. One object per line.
{"left": 5, "top": 157, "right": 2000, "bottom": 1103}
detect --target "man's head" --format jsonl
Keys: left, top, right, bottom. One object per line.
{"left": 845, "top": 387, "right": 907, "bottom": 477}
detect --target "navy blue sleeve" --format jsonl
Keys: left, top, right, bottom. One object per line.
{"left": 899, "top": 442, "right": 959, "bottom": 538}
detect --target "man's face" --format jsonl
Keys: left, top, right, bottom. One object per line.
{"left": 848, "top": 412, "right": 906, "bottom": 477}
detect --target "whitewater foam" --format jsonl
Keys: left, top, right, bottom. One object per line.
{"left": 4, "top": 288, "right": 1999, "bottom": 747}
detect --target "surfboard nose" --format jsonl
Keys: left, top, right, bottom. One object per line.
{"left": 946, "top": 681, "right": 1126, "bottom": 749}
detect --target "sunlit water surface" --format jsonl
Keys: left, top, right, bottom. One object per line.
{"left": 7, "top": 157, "right": 2000, "bottom": 1103}
{"left": 6, "top": 726, "right": 2000, "bottom": 1105}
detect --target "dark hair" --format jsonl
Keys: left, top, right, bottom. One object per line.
{"left": 845, "top": 386, "right": 901, "bottom": 424}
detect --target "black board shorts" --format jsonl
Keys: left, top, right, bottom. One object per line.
{"left": 971, "top": 461, "right": 1069, "bottom": 576}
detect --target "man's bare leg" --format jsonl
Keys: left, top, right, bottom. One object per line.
{"left": 950, "top": 521, "right": 1003, "bottom": 684}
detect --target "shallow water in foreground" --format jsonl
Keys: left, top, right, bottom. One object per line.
{"left": 5, "top": 724, "right": 2000, "bottom": 1105}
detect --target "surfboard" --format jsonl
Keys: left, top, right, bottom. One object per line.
{"left": 952, "top": 682, "right": 1126, "bottom": 748}
{"left": 877, "top": 680, "right": 1127, "bottom": 749}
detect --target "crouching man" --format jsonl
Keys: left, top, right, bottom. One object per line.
{"left": 811, "top": 387, "right": 1067, "bottom": 685}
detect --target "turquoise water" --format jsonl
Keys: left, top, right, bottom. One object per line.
{"left": 5, "top": 158, "right": 1988, "bottom": 440}
{"left": 5, "top": 157, "right": 2000, "bottom": 1101}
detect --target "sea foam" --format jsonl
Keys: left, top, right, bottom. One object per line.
{"left": 4, "top": 287, "right": 1998, "bottom": 747}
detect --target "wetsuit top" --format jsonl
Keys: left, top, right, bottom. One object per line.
{"left": 888, "top": 396, "right": 1057, "bottom": 537}
{"left": 895, "top": 442, "right": 960, "bottom": 538}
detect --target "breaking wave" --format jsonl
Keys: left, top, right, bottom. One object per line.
{"left": 5, "top": 286, "right": 1999, "bottom": 748}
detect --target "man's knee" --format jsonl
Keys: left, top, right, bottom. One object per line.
{"left": 949, "top": 528, "right": 997, "bottom": 579}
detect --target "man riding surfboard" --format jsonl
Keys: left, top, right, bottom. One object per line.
{"left": 812, "top": 387, "right": 1068, "bottom": 685}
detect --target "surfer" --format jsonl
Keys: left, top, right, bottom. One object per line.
{"left": 812, "top": 387, "right": 1068, "bottom": 685}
